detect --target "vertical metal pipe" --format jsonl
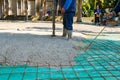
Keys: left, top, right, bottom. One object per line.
{"left": 52, "top": 0, "right": 56, "bottom": 36}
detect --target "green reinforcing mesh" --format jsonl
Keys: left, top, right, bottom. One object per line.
{"left": 0, "top": 39, "right": 120, "bottom": 80}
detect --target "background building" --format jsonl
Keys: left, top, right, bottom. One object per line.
{"left": 0, "top": 0, "right": 54, "bottom": 19}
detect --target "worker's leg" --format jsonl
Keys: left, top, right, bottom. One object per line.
{"left": 62, "top": 14, "right": 67, "bottom": 37}
{"left": 96, "top": 17, "right": 100, "bottom": 25}
{"left": 66, "top": 12, "right": 75, "bottom": 39}
{"left": 95, "top": 15, "right": 97, "bottom": 24}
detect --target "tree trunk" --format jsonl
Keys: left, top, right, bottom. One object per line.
{"left": 0, "top": 0, "right": 3, "bottom": 18}
{"left": 94, "top": 0, "right": 96, "bottom": 9}
{"left": 4, "top": 0, "right": 9, "bottom": 17}
{"left": 28, "top": 0, "right": 35, "bottom": 15}
{"left": 23, "top": 0, "right": 28, "bottom": 15}
{"left": 35, "top": 0, "right": 41, "bottom": 15}
{"left": 8, "top": 0, "right": 17, "bottom": 15}
{"left": 17, "top": 0, "right": 21, "bottom": 15}
{"left": 77, "top": 0, "right": 82, "bottom": 22}
{"left": 43, "top": 0, "right": 47, "bottom": 16}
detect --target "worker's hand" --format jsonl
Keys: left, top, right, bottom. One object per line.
{"left": 61, "top": 8, "right": 66, "bottom": 14}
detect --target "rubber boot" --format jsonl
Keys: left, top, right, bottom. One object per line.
{"left": 62, "top": 28, "right": 67, "bottom": 37}
{"left": 67, "top": 30, "right": 72, "bottom": 40}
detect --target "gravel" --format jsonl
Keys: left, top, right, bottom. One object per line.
{"left": 0, "top": 21, "right": 85, "bottom": 67}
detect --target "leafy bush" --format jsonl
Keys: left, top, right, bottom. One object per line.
{"left": 81, "top": 0, "right": 118, "bottom": 17}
